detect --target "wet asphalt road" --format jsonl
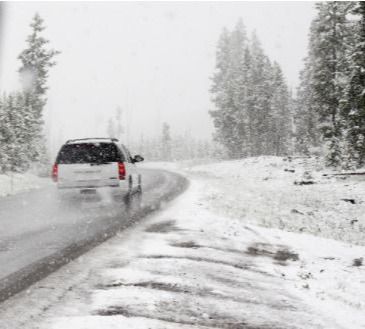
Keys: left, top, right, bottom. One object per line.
{"left": 0, "top": 169, "right": 188, "bottom": 302}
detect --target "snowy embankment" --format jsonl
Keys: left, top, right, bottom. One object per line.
{"left": 190, "top": 156, "right": 365, "bottom": 246}
{"left": 0, "top": 172, "right": 50, "bottom": 197}
{"left": 0, "top": 157, "right": 364, "bottom": 329}
{"left": 188, "top": 156, "right": 365, "bottom": 327}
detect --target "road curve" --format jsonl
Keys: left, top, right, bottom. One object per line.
{"left": 0, "top": 169, "right": 188, "bottom": 303}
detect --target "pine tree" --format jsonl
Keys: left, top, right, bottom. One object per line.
{"left": 210, "top": 27, "right": 238, "bottom": 158}
{"left": 115, "top": 106, "right": 124, "bottom": 140}
{"left": 0, "top": 95, "right": 10, "bottom": 172}
{"left": 18, "top": 13, "right": 60, "bottom": 164}
{"left": 248, "top": 32, "right": 272, "bottom": 156}
{"left": 239, "top": 46, "right": 253, "bottom": 156}
{"left": 342, "top": 2, "right": 365, "bottom": 167}
{"left": 269, "top": 62, "right": 291, "bottom": 156}
{"left": 211, "top": 21, "right": 252, "bottom": 158}
{"left": 107, "top": 118, "right": 116, "bottom": 138}
{"left": 308, "top": 2, "right": 354, "bottom": 166}
{"left": 230, "top": 19, "right": 249, "bottom": 157}
{"left": 106, "top": 107, "right": 124, "bottom": 140}
{"left": 161, "top": 122, "right": 172, "bottom": 161}
{"left": 294, "top": 57, "right": 321, "bottom": 155}
{"left": 0, "top": 93, "right": 30, "bottom": 172}
{"left": 287, "top": 90, "right": 296, "bottom": 155}
{"left": 210, "top": 20, "right": 291, "bottom": 159}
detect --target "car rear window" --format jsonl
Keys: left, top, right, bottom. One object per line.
{"left": 56, "top": 143, "right": 124, "bottom": 164}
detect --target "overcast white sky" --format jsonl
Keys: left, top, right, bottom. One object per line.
{"left": 0, "top": 1, "right": 315, "bottom": 154}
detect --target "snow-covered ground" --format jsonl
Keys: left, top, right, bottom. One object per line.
{"left": 1, "top": 157, "right": 364, "bottom": 328}
{"left": 0, "top": 172, "right": 50, "bottom": 197}
{"left": 189, "top": 156, "right": 365, "bottom": 246}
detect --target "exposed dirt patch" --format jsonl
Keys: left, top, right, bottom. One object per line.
{"left": 274, "top": 249, "right": 299, "bottom": 262}
{"left": 170, "top": 240, "right": 249, "bottom": 256}
{"left": 291, "top": 209, "right": 304, "bottom": 215}
{"left": 103, "top": 281, "right": 189, "bottom": 293}
{"left": 139, "top": 255, "right": 274, "bottom": 277}
{"left": 294, "top": 180, "right": 315, "bottom": 185}
{"left": 145, "top": 220, "right": 182, "bottom": 233}
{"left": 95, "top": 305, "right": 283, "bottom": 329}
{"left": 342, "top": 198, "right": 356, "bottom": 204}
{"left": 100, "top": 279, "right": 293, "bottom": 310}
{"left": 170, "top": 240, "right": 201, "bottom": 249}
{"left": 96, "top": 306, "right": 133, "bottom": 317}
{"left": 246, "top": 243, "right": 299, "bottom": 264}
{"left": 352, "top": 257, "right": 363, "bottom": 267}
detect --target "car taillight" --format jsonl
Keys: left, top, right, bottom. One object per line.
{"left": 52, "top": 164, "right": 58, "bottom": 182}
{"left": 118, "top": 162, "right": 126, "bottom": 180}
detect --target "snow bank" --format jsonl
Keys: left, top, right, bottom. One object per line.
{"left": 190, "top": 156, "right": 365, "bottom": 246}
{"left": 0, "top": 172, "right": 50, "bottom": 197}
{"left": 272, "top": 227, "right": 365, "bottom": 329}
{"left": 184, "top": 156, "right": 365, "bottom": 328}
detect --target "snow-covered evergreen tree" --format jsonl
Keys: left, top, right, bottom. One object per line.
{"left": 210, "top": 20, "right": 291, "bottom": 159}
{"left": 230, "top": 19, "right": 249, "bottom": 157}
{"left": 269, "top": 62, "right": 291, "bottom": 156}
{"left": 210, "top": 27, "right": 241, "bottom": 158}
{"left": 107, "top": 118, "right": 116, "bottom": 138}
{"left": 249, "top": 32, "right": 274, "bottom": 155}
{"left": 0, "top": 95, "right": 11, "bottom": 172}
{"left": 18, "top": 13, "right": 60, "bottom": 164}
{"left": 342, "top": 2, "right": 365, "bottom": 167}
{"left": 115, "top": 106, "right": 124, "bottom": 140}
{"left": 106, "top": 107, "right": 124, "bottom": 140}
{"left": 0, "top": 93, "right": 30, "bottom": 172}
{"left": 307, "top": 2, "right": 354, "bottom": 166}
{"left": 294, "top": 57, "right": 321, "bottom": 155}
{"left": 161, "top": 122, "right": 172, "bottom": 161}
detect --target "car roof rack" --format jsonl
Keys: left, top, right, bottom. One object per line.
{"left": 65, "top": 137, "right": 119, "bottom": 144}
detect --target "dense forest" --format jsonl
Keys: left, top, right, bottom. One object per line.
{"left": 1, "top": 3, "right": 365, "bottom": 174}
{"left": 211, "top": 2, "right": 365, "bottom": 168}
{"left": 210, "top": 19, "right": 292, "bottom": 159}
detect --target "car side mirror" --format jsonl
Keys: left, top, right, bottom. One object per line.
{"left": 133, "top": 155, "right": 144, "bottom": 163}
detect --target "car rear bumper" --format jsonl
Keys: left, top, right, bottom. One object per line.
{"left": 57, "top": 180, "right": 129, "bottom": 191}
{"left": 58, "top": 178, "right": 127, "bottom": 188}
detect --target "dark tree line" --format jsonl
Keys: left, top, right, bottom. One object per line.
{"left": 293, "top": 2, "right": 365, "bottom": 168}
{"left": 210, "top": 19, "right": 293, "bottom": 159}
{"left": 0, "top": 13, "right": 59, "bottom": 173}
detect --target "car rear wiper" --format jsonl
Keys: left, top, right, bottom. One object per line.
{"left": 90, "top": 162, "right": 112, "bottom": 166}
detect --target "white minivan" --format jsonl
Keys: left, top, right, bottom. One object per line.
{"left": 52, "top": 138, "right": 144, "bottom": 196}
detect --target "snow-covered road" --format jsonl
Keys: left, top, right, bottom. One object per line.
{"left": 1, "top": 157, "right": 364, "bottom": 329}
{"left": 0, "top": 168, "right": 187, "bottom": 302}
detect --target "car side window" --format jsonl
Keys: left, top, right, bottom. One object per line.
{"left": 116, "top": 145, "right": 127, "bottom": 162}
{"left": 125, "top": 148, "right": 134, "bottom": 164}
{"left": 120, "top": 145, "right": 132, "bottom": 163}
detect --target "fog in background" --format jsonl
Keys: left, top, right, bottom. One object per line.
{"left": 0, "top": 2, "right": 4, "bottom": 81}
{"left": 0, "top": 1, "right": 315, "bottom": 156}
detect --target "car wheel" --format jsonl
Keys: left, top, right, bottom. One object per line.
{"left": 124, "top": 177, "right": 133, "bottom": 205}
{"left": 128, "top": 176, "right": 133, "bottom": 195}
{"left": 137, "top": 174, "right": 142, "bottom": 193}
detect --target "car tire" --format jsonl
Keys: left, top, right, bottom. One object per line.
{"left": 124, "top": 177, "right": 133, "bottom": 205}
{"left": 137, "top": 174, "right": 142, "bottom": 193}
